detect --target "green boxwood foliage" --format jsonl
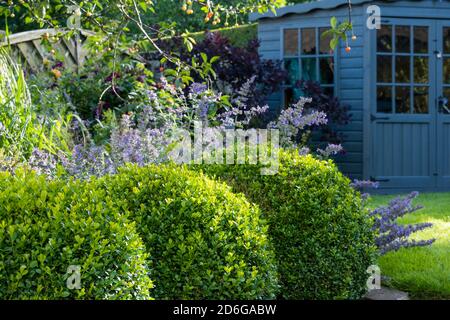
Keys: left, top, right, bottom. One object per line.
{"left": 100, "top": 164, "right": 278, "bottom": 299}
{"left": 193, "top": 150, "right": 377, "bottom": 299}
{"left": 0, "top": 170, "right": 153, "bottom": 299}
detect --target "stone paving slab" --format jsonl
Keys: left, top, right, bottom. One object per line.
{"left": 365, "top": 287, "right": 410, "bottom": 300}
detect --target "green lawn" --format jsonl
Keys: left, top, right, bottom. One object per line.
{"left": 369, "top": 193, "right": 450, "bottom": 299}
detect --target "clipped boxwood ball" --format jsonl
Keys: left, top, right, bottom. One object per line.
{"left": 101, "top": 164, "right": 278, "bottom": 299}
{"left": 193, "top": 149, "right": 377, "bottom": 299}
{"left": 0, "top": 170, "right": 153, "bottom": 299}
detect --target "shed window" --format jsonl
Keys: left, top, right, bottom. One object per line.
{"left": 376, "top": 24, "right": 430, "bottom": 114}
{"left": 283, "top": 27, "right": 335, "bottom": 106}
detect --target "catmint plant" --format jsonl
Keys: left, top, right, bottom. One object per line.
{"left": 352, "top": 181, "right": 435, "bottom": 255}
{"left": 217, "top": 77, "right": 270, "bottom": 129}
{"left": 269, "top": 97, "right": 328, "bottom": 149}
{"left": 21, "top": 76, "right": 348, "bottom": 178}
{"left": 62, "top": 144, "right": 115, "bottom": 179}
{"left": 27, "top": 148, "right": 59, "bottom": 177}
{"left": 110, "top": 112, "right": 171, "bottom": 168}
{"left": 316, "top": 144, "right": 344, "bottom": 159}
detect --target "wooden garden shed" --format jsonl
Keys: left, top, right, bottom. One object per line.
{"left": 250, "top": 0, "right": 450, "bottom": 191}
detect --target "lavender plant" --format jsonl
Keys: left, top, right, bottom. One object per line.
{"left": 352, "top": 181, "right": 435, "bottom": 255}
{"left": 9, "top": 75, "right": 346, "bottom": 179}
{"left": 216, "top": 76, "right": 270, "bottom": 129}
{"left": 316, "top": 143, "right": 344, "bottom": 159}
{"left": 28, "top": 148, "right": 59, "bottom": 177}
{"left": 0, "top": 149, "right": 21, "bottom": 173}
{"left": 350, "top": 179, "right": 380, "bottom": 201}
{"left": 110, "top": 111, "right": 172, "bottom": 167}
{"left": 268, "top": 97, "right": 328, "bottom": 149}
{"left": 61, "top": 145, "right": 115, "bottom": 179}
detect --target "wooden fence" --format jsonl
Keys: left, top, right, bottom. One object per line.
{"left": 0, "top": 29, "right": 94, "bottom": 72}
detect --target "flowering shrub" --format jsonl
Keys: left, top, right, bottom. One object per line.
{"left": 269, "top": 97, "right": 327, "bottom": 148}
{"left": 14, "top": 90, "right": 343, "bottom": 180}
{"left": 370, "top": 193, "right": 435, "bottom": 254}
{"left": 295, "top": 80, "right": 351, "bottom": 144}
{"left": 22, "top": 93, "right": 340, "bottom": 178}
{"left": 352, "top": 181, "right": 435, "bottom": 254}
{"left": 0, "top": 150, "right": 21, "bottom": 173}
{"left": 316, "top": 143, "right": 344, "bottom": 159}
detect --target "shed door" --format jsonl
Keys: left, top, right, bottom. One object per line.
{"left": 371, "top": 20, "right": 450, "bottom": 190}
{"left": 437, "top": 22, "right": 450, "bottom": 188}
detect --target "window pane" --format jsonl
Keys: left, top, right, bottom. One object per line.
{"left": 377, "top": 86, "right": 392, "bottom": 113}
{"left": 319, "top": 57, "right": 334, "bottom": 84}
{"left": 284, "top": 58, "right": 299, "bottom": 85}
{"left": 444, "top": 88, "right": 450, "bottom": 113}
{"left": 396, "top": 56, "right": 410, "bottom": 83}
{"left": 323, "top": 86, "right": 334, "bottom": 97}
{"left": 444, "top": 58, "right": 450, "bottom": 84}
{"left": 284, "top": 88, "right": 294, "bottom": 107}
{"left": 319, "top": 27, "right": 332, "bottom": 54}
{"left": 444, "top": 27, "right": 450, "bottom": 54}
{"left": 377, "top": 56, "right": 392, "bottom": 83}
{"left": 414, "top": 57, "right": 429, "bottom": 84}
{"left": 301, "top": 28, "right": 316, "bottom": 55}
{"left": 396, "top": 26, "right": 411, "bottom": 53}
{"left": 413, "top": 87, "right": 428, "bottom": 114}
{"left": 395, "top": 86, "right": 411, "bottom": 113}
{"left": 301, "top": 58, "right": 317, "bottom": 81}
{"left": 414, "top": 26, "right": 428, "bottom": 54}
{"left": 377, "top": 25, "right": 392, "bottom": 52}
{"left": 284, "top": 87, "right": 302, "bottom": 107}
{"left": 284, "top": 29, "right": 298, "bottom": 56}
{"left": 442, "top": 88, "right": 450, "bottom": 114}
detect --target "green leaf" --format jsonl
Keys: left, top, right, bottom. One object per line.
{"left": 330, "top": 16, "right": 337, "bottom": 29}
{"left": 210, "top": 56, "right": 220, "bottom": 64}
{"left": 330, "top": 37, "right": 340, "bottom": 50}
{"left": 200, "top": 52, "right": 208, "bottom": 63}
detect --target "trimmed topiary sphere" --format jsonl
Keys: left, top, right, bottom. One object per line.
{"left": 0, "top": 170, "right": 153, "bottom": 299}
{"left": 101, "top": 164, "right": 279, "bottom": 299}
{"left": 194, "top": 149, "right": 377, "bottom": 299}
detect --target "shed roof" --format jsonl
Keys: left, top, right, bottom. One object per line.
{"left": 249, "top": 0, "right": 433, "bottom": 21}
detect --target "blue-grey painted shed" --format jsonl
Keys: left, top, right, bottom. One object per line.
{"left": 250, "top": 0, "right": 450, "bottom": 191}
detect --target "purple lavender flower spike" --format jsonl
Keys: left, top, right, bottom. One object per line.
{"left": 363, "top": 191, "right": 436, "bottom": 255}
{"left": 190, "top": 82, "right": 208, "bottom": 96}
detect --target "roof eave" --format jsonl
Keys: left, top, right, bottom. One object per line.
{"left": 249, "top": 0, "right": 389, "bottom": 22}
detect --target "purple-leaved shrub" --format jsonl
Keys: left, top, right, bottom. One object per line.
{"left": 158, "top": 31, "right": 287, "bottom": 114}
